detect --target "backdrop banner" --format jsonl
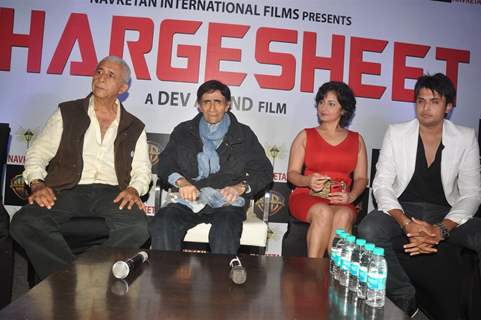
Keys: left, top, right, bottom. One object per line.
{"left": 1, "top": 1, "right": 480, "bottom": 235}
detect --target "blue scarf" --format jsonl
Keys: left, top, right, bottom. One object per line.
{"left": 193, "top": 114, "right": 231, "bottom": 181}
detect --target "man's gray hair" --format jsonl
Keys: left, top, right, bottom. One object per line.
{"left": 97, "top": 55, "right": 131, "bottom": 84}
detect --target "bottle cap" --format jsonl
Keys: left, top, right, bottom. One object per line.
{"left": 347, "top": 235, "right": 356, "bottom": 243}
{"left": 356, "top": 239, "right": 366, "bottom": 246}
{"left": 373, "top": 247, "right": 384, "bottom": 256}
{"left": 364, "top": 243, "right": 375, "bottom": 251}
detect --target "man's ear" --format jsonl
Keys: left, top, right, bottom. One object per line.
{"left": 225, "top": 101, "right": 232, "bottom": 112}
{"left": 445, "top": 102, "right": 454, "bottom": 114}
{"left": 118, "top": 83, "right": 129, "bottom": 95}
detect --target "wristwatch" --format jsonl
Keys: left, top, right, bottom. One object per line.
{"left": 434, "top": 222, "right": 450, "bottom": 240}
{"left": 240, "top": 180, "right": 251, "bottom": 194}
{"left": 29, "top": 179, "right": 44, "bottom": 188}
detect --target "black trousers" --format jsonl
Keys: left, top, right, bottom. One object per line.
{"left": 149, "top": 203, "right": 245, "bottom": 254}
{"left": 358, "top": 201, "right": 481, "bottom": 314}
{"left": 10, "top": 184, "right": 149, "bottom": 280}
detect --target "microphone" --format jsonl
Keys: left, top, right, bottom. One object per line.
{"left": 112, "top": 251, "right": 148, "bottom": 279}
{"left": 229, "top": 256, "right": 247, "bottom": 285}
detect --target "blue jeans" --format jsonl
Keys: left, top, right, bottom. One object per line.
{"left": 149, "top": 203, "right": 246, "bottom": 254}
{"left": 358, "top": 201, "right": 481, "bottom": 314}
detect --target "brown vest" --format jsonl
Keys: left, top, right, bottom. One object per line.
{"left": 44, "top": 95, "right": 145, "bottom": 192}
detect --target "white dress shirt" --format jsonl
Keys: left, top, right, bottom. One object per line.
{"left": 23, "top": 97, "right": 152, "bottom": 195}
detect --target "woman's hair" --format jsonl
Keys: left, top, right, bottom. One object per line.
{"left": 315, "top": 81, "right": 356, "bottom": 127}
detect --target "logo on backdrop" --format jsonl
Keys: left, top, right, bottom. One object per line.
{"left": 253, "top": 181, "right": 294, "bottom": 223}
{"left": 264, "top": 143, "right": 288, "bottom": 182}
{"left": 10, "top": 174, "right": 28, "bottom": 200}
{"left": 254, "top": 190, "right": 286, "bottom": 219}
{"left": 146, "top": 133, "right": 170, "bottom": 173}
{"left": 147, "top": 140, "right": 161, "bottom": 166}
{"left": 4, "top": 165, "right": 28, "bottom": 206}
{"left": 22, "top": 128, "right": 35, "bottom": 148}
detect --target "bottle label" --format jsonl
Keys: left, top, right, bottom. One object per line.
{"left": 341, "top": 257, "right": 350, "bottom": 271}
{"left": 359, "top": 266, "right": 368, "bottom": 282}
{"left": 367, "top": 273, "right": 386, "bottom": 290}
{"left": 350, "top": 262, "right": 359, "bottom": 276}
{"left": 331, "top": 248, "right": 340, "bottom": 262}
{"left": 335, "top": 255, "right": 342, "bottom": 267}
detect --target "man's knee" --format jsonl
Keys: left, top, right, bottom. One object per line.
{"left": 126, "top": 207, "right": 148, "bottom": 223}
{"left": 128, "top": 220, "right": 150, "bottom": 243}
{"left": 466, "top": 218, "right": 481, "bottom": 252}
{"left": 450, "top": 217, "right": 481, "bottom": 253}
{"left": 10, "top": 206, "right": 43, "bottom": 240}
{"left": 9, "top": 218, "right": 28, "bottom": 242}
{"left": 212, "top": 210, "right": 244, "bottom": 233}
{"left": 357, "top": 211, "right": 390, "bottom": 240}
{"left": 123, "top": 212, "right": 149, "bottom": 239}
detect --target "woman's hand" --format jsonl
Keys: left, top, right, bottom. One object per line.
{"left": 308, "top": 173, "right": 330, "bottom": 192}
{"left": 328, "top": 191, "right": 353, "bottom": 204}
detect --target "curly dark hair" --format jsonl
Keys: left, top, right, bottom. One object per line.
{"left": 414, "top": 73, "right": 456, "bottom": 107}
{"left": 315, "top": 81, "right": 356, "bottom": 127}
{"left": 196, "top": 79, "right": 231, "bottom": 103}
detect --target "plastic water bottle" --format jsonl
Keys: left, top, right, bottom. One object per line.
{"left": 358, "top": 243, "right": 375, "bottom": 299}
{"left": 330, "top": 229, "right": 345, "bottom": 276}
{"left": 349, "top": 238, "right": 366, "bottom": 292}
{"left": 333, "top": 232, "right": 349, "bottom": 280}
{"left": 366, "top": 247, "right": 387, "bottom": 308}
{"left": 339, "top": 235, "right": 356, "bottom": 286}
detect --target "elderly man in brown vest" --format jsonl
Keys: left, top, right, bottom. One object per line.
{"left": 10, "top": 56, "right": 151, "bottom": 280}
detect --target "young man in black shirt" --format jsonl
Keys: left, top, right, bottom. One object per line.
{"left": 358, "top": 73, "right": 481, "bottom": 316}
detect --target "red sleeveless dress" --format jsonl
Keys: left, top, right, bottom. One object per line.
{"left": 288, "top": 128, "right": 359, "bottom": 222}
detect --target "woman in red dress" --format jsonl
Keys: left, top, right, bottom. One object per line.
{"left": 287, "top": 81, "right": 368, "bottom": 258}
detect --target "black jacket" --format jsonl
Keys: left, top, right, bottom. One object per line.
{"left": 158, "top": 112, "right": 273, "bottom": 198}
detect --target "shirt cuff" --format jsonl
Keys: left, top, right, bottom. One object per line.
{"left": 243, "top": 181, "right": 252, "bottom": 194}
{"left": 23, "top": 171, "right": 47, "bottom": 186}
{"left": 128, "top": 181, "right": 146, "bottom": 196}
{"left": 168, "top": 172, "right": 184, "bottom": 187}
{"left": 444, "top": 212, "right": 471, "bottom": 226}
